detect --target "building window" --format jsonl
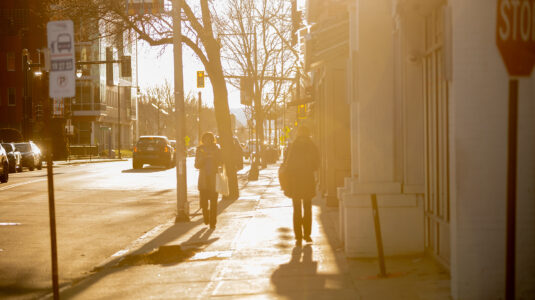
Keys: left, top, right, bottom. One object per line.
{"left": 8, "top": 87, "right": 16, "bottom": 106}
{"left": 7, "top": 52, "right": 15, "bottom": 71}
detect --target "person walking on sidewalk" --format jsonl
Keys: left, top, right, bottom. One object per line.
{"left": 283, "top": 125, "right": 319, "bottom": 246}
{"left": 195, "top": 132, "right": 222, "bottom": 229}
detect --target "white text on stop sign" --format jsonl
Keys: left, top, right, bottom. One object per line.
{"left": 499, "top": 0, "right": 535, "bottom": 42}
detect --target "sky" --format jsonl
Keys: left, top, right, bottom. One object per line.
{"left": 136, "top": 39, "right": 243, "bottom": 110}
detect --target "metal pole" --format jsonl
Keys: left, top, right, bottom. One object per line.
{"left": 46, "top": 97, "right": 60, "bottom": 300}
{"left": 173, "top": 0, "right": 189, "bottom": 222}
{"left": 506, "top": 79, "right": 518, "bottom": 300}
{"left": 157, "top": 103, "right": 160, "bottom": 135}
{"left": 22, "top": 51, "right": 29, "bottom": 139}
{"left": 117, "top": 84, "right": 121, "bottom": 159}
{"left": 135, "top": 34, "right": 139, "bottom": 144}
{"left": 371, "top": 194, "right": 387, "bottom": 277}
{"left": 198, "top": 91, "right": 202, "bottom": 144}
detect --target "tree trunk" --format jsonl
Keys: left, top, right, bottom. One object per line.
{"left": 254, "top": 87, "right": 265, "bottom": 165}
{"left": 210, "top": 70, "right": 239, "bottom": 199}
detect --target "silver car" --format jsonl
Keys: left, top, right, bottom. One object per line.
{"left": 0, "top": 144, "right": 8, "bottom": 183}
{"left": 1, "top": 143, "right": 22, "bottom": 173}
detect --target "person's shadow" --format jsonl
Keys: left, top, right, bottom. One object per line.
{"left": 271, "top": 245, "right": 325, "bottom": 298}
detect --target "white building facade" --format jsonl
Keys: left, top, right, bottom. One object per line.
{"left": 328, "top": 0, "right": 535, "bottom": 298}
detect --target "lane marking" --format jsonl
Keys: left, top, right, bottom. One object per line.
{"left": 0, "top": 178, "right": 46, "bottom": 191}
{"left": 0, "top": 222, "right": 21, "bottom": 226}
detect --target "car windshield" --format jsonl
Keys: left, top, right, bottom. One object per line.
{"left": 15, "top": 144, "right": 30, "bottom": 152}
{"left": 138, "top": 138, "right": 167, "bottom": 146}
{"left": 1, "top": 144, "right": 13, "bottom": 152}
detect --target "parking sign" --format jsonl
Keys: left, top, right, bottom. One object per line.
{"left": 47, "top": 20, "right": 75, "bottom": 98}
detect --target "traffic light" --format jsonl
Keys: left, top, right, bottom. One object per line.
{"left": 297, "top": 104, "right": 307, "bottom": 119}
{"left": 197, "top": 71, "right": 205, "bottom": 88}
{"left": 121, "top": 56, "right": 132, "bottom": 78}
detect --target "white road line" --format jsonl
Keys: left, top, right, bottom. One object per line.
{"left": 0, "top": 222, "right": 21, "bottom": 226}
{"left": 0, "top": 178, "right": 46, "bottom": 191}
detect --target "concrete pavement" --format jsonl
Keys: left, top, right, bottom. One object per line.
{"left": 43, "top": 162, "right": 450, "bottom": 300}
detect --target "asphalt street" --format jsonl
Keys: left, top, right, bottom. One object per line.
{"left": 0, "top": 158, "right": 197, "bottom": 299}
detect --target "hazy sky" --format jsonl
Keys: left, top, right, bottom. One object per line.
{"left": 137, "top": 40, "right": 243, "bottom": 109}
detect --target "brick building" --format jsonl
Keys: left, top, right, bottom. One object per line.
{"left": 0, "top": 0, "right": 48, "bottom": 141}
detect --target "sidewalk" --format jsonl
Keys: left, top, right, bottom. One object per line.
{"left": 45, "top": 163, "right": 450, "bottom": 300}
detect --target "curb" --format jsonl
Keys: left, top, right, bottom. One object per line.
{"left": 45, "top": 159, "right": 128, "bottom": 167}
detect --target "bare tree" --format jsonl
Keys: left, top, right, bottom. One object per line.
{"left": 214, "top": 0, "right": 297, "bottom": 158}
{"left": 140, "top": 82, "right": 216, "bottom": 144}
{"left": 50, "top": 0, "right": 242, "bottom": 198}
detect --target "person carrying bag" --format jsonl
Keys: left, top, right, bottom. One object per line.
{"left": 195, "top": 132, "right": 223, "bottom": 229}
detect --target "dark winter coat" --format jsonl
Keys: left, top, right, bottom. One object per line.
{"left": 195, "top": 143, "right": 222, "bottom": 192}
{"left": 284, "top": 136, "right": 319, "bottom": 199}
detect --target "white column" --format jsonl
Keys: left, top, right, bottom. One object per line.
{"left": 340, "top": 0, "right": 424, "bottom": 257}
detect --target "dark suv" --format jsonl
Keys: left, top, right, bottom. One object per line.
{"left": 14, "top": 141, "right": 42, "bottom": 171}
{"left": 133, "top": 136, "right": 174, "bottom": 169}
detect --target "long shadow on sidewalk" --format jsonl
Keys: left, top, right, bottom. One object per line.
{"left": 47, "top": 174, "right": 254, "bottom": 299}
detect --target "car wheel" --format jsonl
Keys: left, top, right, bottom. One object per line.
{"left": 17, "top": 165, "right": 22, "bottom": 172}
{"left": 133, "top": 160, "right": 142, "bottom": 169}
{"left": 0, "top": 162, "right": 8, "bottom": 183}
{"left": 9, "top": 164, "right": 16, "bottom": 173}
{"left": 29, "top": 162, "right": 35, "bottom": 171}
{"left": 37, "top": 160, "right": 42, "bottom": 170}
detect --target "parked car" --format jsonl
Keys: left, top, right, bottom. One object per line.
{"left": 1, "top": 143, "right": 22, "bottom": 173}
{"left": 132, "top": 136, "right": 174, "bottom": 169}
{"left": 14, "top": 141, "right": 42, "bottom": 171}
{"left": 0, "top": 144, "right": 9, "bottom": 183}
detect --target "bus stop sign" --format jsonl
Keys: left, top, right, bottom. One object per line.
{"left": 47, "top": 20, "right": 75, "bottom": 98}
{"left": 496, "top": 0, "right": 535, "bottom": 76}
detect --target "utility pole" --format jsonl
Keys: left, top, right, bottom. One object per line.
{"left": 198, "top": 91, "right": 202, "bottom": 144}
{"left": 117, "top": 84, "right": 121, "bottom": 158}
{"left": 173, "top": 0, "right": 189, "bottom": 222}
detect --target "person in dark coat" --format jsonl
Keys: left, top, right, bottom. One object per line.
{"left": 283, "top": 126, "right": 319, "bottom": 246}
{"left": 195, "top": 132, "right": 222, "bottom": 229}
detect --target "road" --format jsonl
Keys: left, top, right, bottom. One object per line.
{"left": 0, "top": 158, "right": 198, "bottom": 299}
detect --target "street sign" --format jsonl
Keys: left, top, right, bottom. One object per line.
{"left": 52, "top": 98, "right": 64, "bottom": 116}
{"left": 47, "top": 20, "right": 75, "bottom": 98}
{"left": 184, "top": 135, "right": 190, "bottom": 147}
{"left": 496, "top": 0, "right": 535, "bottom": 76}
{"left": 495, "top": 2, "right": 535, "bottom": 298}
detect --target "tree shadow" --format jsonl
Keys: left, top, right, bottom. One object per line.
{"left": 54, "top": 187, "right": 243, "bottom": 299}
{"left": 116, "top": 227, "right": 218, "bottom": 267}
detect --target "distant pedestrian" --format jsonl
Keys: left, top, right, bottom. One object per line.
{"left": 233, "top": 137, "right": 244, "bottom": 171}
{"left": 195, "top": 132, "right": 222, "bottom": 229}
{"left": 283, "top": 126, "right": 319, "bottom": 246}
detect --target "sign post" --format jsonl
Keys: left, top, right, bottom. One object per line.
{"left": 496, "top": 1, "right": 535, "bottom": 298}
{"left": 46, "top": 19, "right": 75, "bottom": 300}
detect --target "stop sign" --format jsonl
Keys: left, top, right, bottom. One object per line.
{"left": 496, "top": 0, "right": 535, "bottom": 76}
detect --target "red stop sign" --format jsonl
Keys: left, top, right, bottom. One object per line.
{"left": 496, "top": 0, "right": 535, "bottom": 76}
